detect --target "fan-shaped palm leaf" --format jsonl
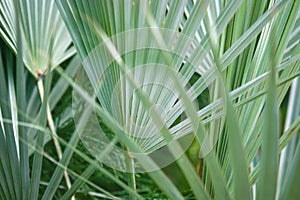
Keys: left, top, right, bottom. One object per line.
{"left": 55, "top": 0, "right": 300, "bottom": 199}
{"left": 0, "top": 0, "right": 75, "bottom": 77}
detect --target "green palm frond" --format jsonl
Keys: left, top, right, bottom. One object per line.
{"left": 0, "top": 0, "right": 76, "bottom": 77}
{"left": 56, "top": 0, "right": 300, "bottom": 199}
{"left": 0, "top": 0, "right": 299, "bottom": 199}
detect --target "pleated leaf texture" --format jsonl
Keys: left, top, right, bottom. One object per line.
{"left": 0, "top": 0, "right": 76, "bottom": 77}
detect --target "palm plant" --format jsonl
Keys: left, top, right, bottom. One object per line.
{"left": 0, "top": 0, "right": 79, "bottom": 198}
{"left": 0, "top": 0, "right": 300, "bottom": 199}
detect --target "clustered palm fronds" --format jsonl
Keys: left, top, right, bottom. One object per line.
{"left": 0, "top": 0, "right": 300, "bottom": 200}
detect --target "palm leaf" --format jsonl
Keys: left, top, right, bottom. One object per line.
{"left": 55, "top": 0, "right": 300, "bottom": 199}
{"left": 0, "top": 0, "right": 76, "bottom": 77}
{"left": 1, "top": 0, "right": 299, "bottom": 199}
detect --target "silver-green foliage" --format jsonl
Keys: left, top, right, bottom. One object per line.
{"left": 0, "top": 0, "right": 300, "bottom": 199}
